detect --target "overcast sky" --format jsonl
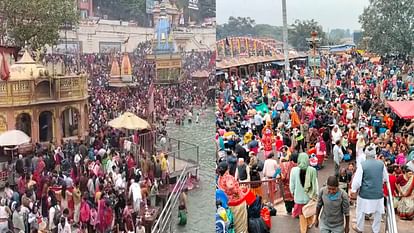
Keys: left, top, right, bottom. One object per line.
{"left": 216, "top": 0, "right": 370, "bottom": 31}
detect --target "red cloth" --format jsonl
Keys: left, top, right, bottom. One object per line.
{"left": 292, "top": 203, "right": 305, "bottom": 217}
{"left": 384, "top": 175, "right": 397, "bottom": 197}
{"left": 261, "top": 207, "right": 271, "bottom": 228}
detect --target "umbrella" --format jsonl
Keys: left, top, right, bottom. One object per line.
{"left": 0, "top": 130, "right": 31, "bottom": 146}
{"left": 108, "top": 112, "right": 150, "bottom": 130}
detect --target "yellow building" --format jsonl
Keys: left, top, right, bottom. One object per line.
{"left": 0, "top": 50, "right": 89, "bottom": 144}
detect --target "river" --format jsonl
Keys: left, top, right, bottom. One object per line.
{"left": 166, "top": 108, "right": 215, "bottom": 233}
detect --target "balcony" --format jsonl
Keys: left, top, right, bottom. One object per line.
{"left": 0, "top": 75, "right": 88, "bottom": 107}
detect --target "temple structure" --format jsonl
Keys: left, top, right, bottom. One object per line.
{"left": 108, "top": 53, "right": 135, "bottom": 87}
{"left": 152, "top": 0, "right": 180, "bottom": 28}
{"left": 146, "top": 5, "right": 183, "bottom": 85}
{"left": 0, "top": 49, "right": 89, "bottom": 144}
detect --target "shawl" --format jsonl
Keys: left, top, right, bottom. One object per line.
{"left": 297, "top": 153, "right": 318, "bottom": 199}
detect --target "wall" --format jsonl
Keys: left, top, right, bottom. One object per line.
{"left": 51, "top": 22, "right": 215, "bottom": 53}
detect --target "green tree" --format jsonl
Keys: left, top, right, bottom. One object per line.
{"left": 94, "top": 0, "right": 148, "bottom": 25}
{"left": 217, "top": 17, "right": 257, "bottom": 39}
{"left": 0, "top": 0, "right": 79, "bottom": 49}
{"left": 288, "top": 19, "right": 326, "bottom": 51}
{"left": 359, "top": 0, "right": 414, "bottom": 55}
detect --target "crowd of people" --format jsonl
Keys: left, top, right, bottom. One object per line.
{"left": 215, "top": 52, "right": 414, "bottom": 233}
{"left": 0, "top": 40, "right": 214, "bottom": 233}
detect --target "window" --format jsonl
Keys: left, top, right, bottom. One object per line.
{"left": 80, "top": 10, "right": 88, "bottom": 19}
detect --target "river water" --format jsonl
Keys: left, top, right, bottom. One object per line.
{"left": 166, "top": 108, "right": 215, "bottom": 233}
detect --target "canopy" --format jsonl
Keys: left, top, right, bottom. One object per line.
{"left": 387, "top": 101, "right": 414, "bottom": 119}
{"left": 0, "top": 130, "right": 31, "bottom": 146}
{"left": 108, "top": 112, "right": 151, "bottom": 130}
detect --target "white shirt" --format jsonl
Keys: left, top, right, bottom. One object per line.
{"left": 331, "top": 129, "right": 342, "bottom": 144}
{"left": 351, "top": 161, "right": 388, "bottom": 214}
{"left": 263, "top": 159, "right": 278, "bottom": 178}
{"left": 406, "top": 161, "right": 414, "bottom": 172}
{"left": 128, "top": 182, "right": 142, "bottom": 202}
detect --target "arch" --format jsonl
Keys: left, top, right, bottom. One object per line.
{"left": 38, "top": 111, "right": 53, "bottom": 142}
{"left": 216, "top": 37, "right": 281, "bottom": 58}
{"left": 35, "top": 81, "right": 52, "bottom": 99}
{"left": 15, "top": 113, "right": 31, "bottom": 137}
{"left": 61, "top": 107, "right": 80, "bottom": 138}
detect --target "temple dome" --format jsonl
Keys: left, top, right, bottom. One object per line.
{"left": 121, "top": 53, "right": 132, "bottom": 76}
{"left": 9, "top": 50, "right": 47, "bottom": 80}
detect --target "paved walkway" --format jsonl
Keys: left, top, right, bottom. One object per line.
{"left": 270, "top": 158, "right": 412, "bottom": 233}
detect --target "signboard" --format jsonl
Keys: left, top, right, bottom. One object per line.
{"left": 188, "top": 0, "right": 199, "bottom": 10}
{"left": 308, "top": 55, "right": 321, "bottom": 67}
{"left": 54, "top": 41, "right": 80, "bottom": 54}
{"left": 146, "top": 0, "right": 155, "bottom": 14}
{"left": 99, "top": 42, "right": 121, "bottom": 53}
{"left": 310, "top": 79, "right": 321, "bottom": 87}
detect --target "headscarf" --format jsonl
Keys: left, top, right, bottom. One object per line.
{"left": 297, "top": 152, "right": 309, "bottom": 170}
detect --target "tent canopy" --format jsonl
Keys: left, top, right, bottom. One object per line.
{"left": 108, "top": 112, "right": 150, "bottom": 130}
{"left": 387, "top": 101, "right": 414, "bottom": 119}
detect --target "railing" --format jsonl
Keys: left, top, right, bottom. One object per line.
{"left": 159, "top": 137, "right": 200, "bottom": 178}
{"left": 239, "top": 178, "right": 283, "bottom": 205}
{"left": 151, "top": 165, "right": 189, "bottom": 233}
{"left": 385, "top": 176, "right": 398, "bottom": 233}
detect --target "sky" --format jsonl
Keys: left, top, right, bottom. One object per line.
{"left": 216, "top": 0, "right": 370, "bottom": 31}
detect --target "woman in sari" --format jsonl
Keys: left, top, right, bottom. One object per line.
{"left": 397, "top": 166, "right": 414, "bottom": 220}
{"left": 280, "top": 153, "right": 297, "bottom": 215}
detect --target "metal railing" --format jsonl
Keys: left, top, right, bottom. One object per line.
{"left": 239, "top": 178, "right": 283, "bottom": 205}
{"left": 159, "top": 137, "right": 200, "bottom": 178}
{"left": 385, "top": 177, "right": 398, "bottom": 233}
{"left": 151, "top": 165, "right": 189, "bottom": 233}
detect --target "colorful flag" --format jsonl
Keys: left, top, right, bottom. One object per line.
{"left": 0, "top": 52, "right": 10, "bottom": 81}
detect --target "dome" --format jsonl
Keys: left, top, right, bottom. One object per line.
{"left": 9, "top": 50, "right": 47, "bottom": 80}
{"left": 121, "top": 53, "right": 132, "bottom": 76}
{"left": 110, "top": 59, "right": 120, "bottom": 77}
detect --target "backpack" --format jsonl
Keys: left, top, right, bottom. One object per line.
{"left": 80, "top": 201, "right": 90, "bottom": 223}
{"left": 53, "top": 205, "right": 62, "bottom": 226}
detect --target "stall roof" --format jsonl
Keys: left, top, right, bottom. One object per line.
{"left": 387, "top": 101, "right": 414, "bottom": 119}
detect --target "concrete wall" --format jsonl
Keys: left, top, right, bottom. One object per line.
{"left": 52, "top": 23, "right": 215, "bottom": 53}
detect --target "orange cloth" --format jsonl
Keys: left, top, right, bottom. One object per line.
{"left": 291, "top": 110, "right": 301, "bottom": 129}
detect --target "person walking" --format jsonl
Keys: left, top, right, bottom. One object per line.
{"left": 350, "top": 145, "right": 388, "bottom": 233}
{"left": 333, "top": 140, "right": 343, "bottom": 177}
{"left": 290, "top": 153, "right": 319, "bottom": 233}
{"left": 315, "top": 176, "right": 350, "bottom": 233}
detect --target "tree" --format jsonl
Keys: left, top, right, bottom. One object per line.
{"left": 288, "top": 19, "right": 326, "bottom": 51}
{"left": 217, "top": 17, "right": 256, "bottom": 39}
{"left": 0, "top": 0, "right": 79, "bottom": 50}
{"left": 359, "top": 0, "right": 414, "bottom": 55}
{"left": 94, "top": 0, "right": 149, "bottom": 26}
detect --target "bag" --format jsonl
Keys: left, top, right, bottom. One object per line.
{"left": 52, "top": 206, "right": 62, "bottom": 226}
{"left": 302, "top": 199, "right": 317, "bottom": 218}
{"left": 343, "top": 153, "right": 351, "bottom": 161}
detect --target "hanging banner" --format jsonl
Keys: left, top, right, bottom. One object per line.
{"left": 188, "top": 0, "right": 199, "bottom": 10}
{"left": 146, "top": 0, "right": 155, "bottom": 14}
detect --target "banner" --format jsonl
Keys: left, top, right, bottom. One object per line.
{"left": 188, "top": 0, "right": 199, "bottom": 10}
{"left": 146, "top": 0, "right": 155, "bottom": 14}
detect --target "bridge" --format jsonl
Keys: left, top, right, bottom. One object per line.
{"left": 215, "top": 36, "right": 306, "bottom": 72}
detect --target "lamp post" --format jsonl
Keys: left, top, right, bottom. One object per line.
{"left": 281, "top": 0, "right": 290, "bottom": 80}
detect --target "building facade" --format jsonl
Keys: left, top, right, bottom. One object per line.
{"left": 77, "top": 0, "right": 94, "bottom": 19}
{"left": 0, "top": 50, "right": 89, "bottom": 145}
